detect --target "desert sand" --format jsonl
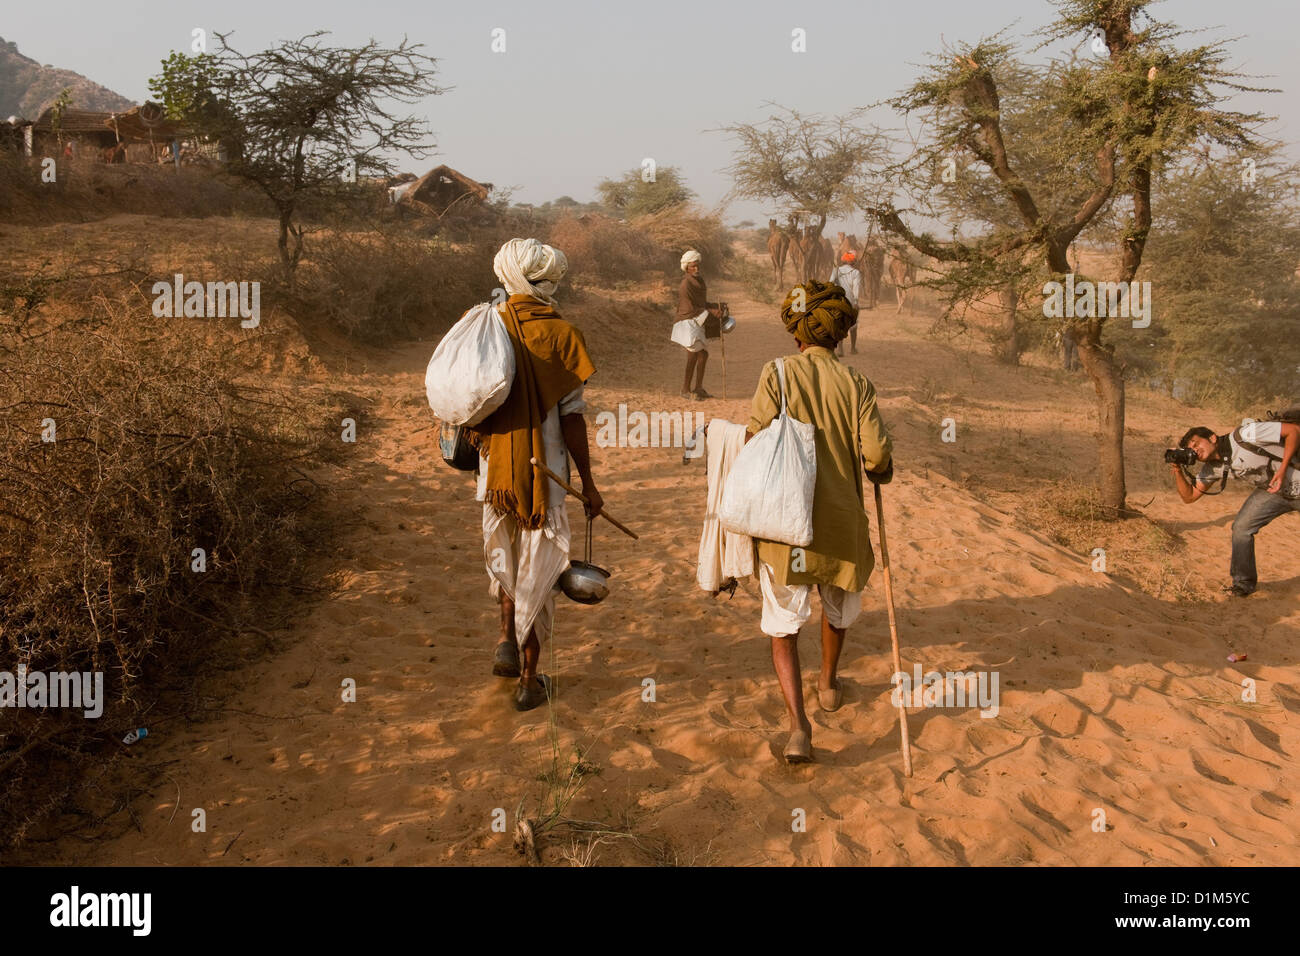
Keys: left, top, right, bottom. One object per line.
{"left": 22, "top": 225, "right": 1300, "bottom": 867}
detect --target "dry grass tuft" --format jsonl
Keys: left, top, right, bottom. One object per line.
{"left": 1016, "top": 481, "right": 1203, "bottom": 601}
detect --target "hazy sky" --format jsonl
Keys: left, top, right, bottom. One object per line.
{"left": 8, "top": 0, "right": 1297, "bottom": 230}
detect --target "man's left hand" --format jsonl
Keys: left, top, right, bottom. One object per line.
{"left": 584, "top": 486, "right": 604, "bottom": 518}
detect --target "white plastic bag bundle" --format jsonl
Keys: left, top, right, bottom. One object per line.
{"left": 425, "top": 302, "right": 516, "bottom": 426}
{"left": 717, "top": 358, "right": 817, "bottom": 546}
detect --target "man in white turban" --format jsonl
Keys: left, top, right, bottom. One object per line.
{"left": 464, "top": 238, "right": 604, "bottom": 711}
{"left": 672, "top": 250, "right": 724, "bottom": 399}
{"left": 492, "top": 237, "right": 569, "bottom": 306}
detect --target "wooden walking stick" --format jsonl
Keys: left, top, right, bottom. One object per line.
{"left": 530, "top": 458, "right": 639, "bottom": 540}
{"left": 872, "top": 479, "right": 913, "bottom": 777}
{"left": 719, "top": 303, "right": 728, "bottom": 400}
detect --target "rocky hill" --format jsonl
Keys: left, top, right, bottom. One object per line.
{"left": 0, "top": 35, "right": 134, "bottom": 119}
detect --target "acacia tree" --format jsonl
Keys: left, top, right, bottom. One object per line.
{"left": 1135, "top": 147, "right": 1300, "bottom": 409}
{"left": 722, "top": 106, "right": 888, "bottom": 260}
{"left": 872, "top": 0, "right": 1269, "bottom": 512}
{"left": 885, "top": 52, "right": 1117, "bottom": 363}
{"left": 596, "top": 165, "right": 695, "bottom": 218}
{"left": 154, "top": 32, "right": 444, "bottom": 277}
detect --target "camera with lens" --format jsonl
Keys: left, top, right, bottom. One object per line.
{"left": 1164, "top": 448, "right": 1198, "bottom": 466}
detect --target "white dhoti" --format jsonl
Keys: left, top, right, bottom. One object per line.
{"left": 670, "top": 309, "right": 710, "bottom": 352}
{"left": 478, "top": 386, "right": 585, "bottom": 647}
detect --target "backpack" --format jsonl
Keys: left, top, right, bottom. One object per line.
{"left": 1232, "top": 409, "right": 1299, "bottom": 498}
{"left": 1237, "top": 407, "right": 1300, "bottom": 463}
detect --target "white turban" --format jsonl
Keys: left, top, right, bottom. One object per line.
{"left": 493, "top": 238, "right": 569, "bottom": 305}
{"left": 680, "top": 250, "right": 701, "bottom": 271}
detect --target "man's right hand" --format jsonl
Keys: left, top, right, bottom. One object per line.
{"left": 867, "top": 461, "right": 894, "bottom": 485}
{"left": 1170, "top": 463, "right": 1202, "bottom": 503}
{"left": 583, "top": 486, "right": 604, "bottom": 519}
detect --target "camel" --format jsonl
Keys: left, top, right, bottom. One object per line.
{"left": 798, "top": 225, "right": 830, "bottom": 283}
{"left": 857, "top": 236, "right": 886, "bottom": 310}
{"left": 784, "top": 218, "right": 806, "bottom": 286}
{"left": 886, "top": 243, "right": 917, "bottom": 314}
{"left": 767, "top": 219, "right": 791, "bottom": 291}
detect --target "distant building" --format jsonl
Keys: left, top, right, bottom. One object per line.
{"left": 391, "top": 165, "right": 494, "bottom": 218}
{"left": 21, "top": 102, "right": 202, "bottom": 163}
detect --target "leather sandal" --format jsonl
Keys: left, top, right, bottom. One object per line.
{"left": 783, "top": 727, "right": 813, "bottom": 764}
{"left": 492, "top": 641, "right": 521, "bottom": 678}
{"left": 818, "top": 678, "right": 843, "bottom": 713}
{"left": 514, "top": 674, "right": 553, "bottom": 712}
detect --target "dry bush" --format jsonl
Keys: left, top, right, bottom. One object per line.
{"left": 545, "top": 213, "right": 668, "bottom": 284}
{"left": 729, "top": 256, "right": 779, "bottom": 306}
{"left": 742, "top": 228, "right": 771, "bottom": 255}
{"left": 265, "top": 224, "right": 493, "bottom": 344}
{"left": 0, "top": 288, "right": 345, "bottom": 850}
{"left": 631, "top": 205, "right": 734, "bottom": 271}
{"left": 0, "top": 153, "right": 271, "bottom": 222}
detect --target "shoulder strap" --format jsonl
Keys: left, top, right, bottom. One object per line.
{"left": 774, "top": 358, "right": 788, "bottom": 414}
{"left": 1234, "top": 430, "right": 1285, "bottom": 463}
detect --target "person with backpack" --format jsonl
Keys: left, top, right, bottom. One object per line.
{"left": 1170, "top": 410, "right": 1300, "bottom": 597}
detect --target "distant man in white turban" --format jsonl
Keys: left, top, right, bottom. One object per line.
{"left": 464, "top": 238, "right": 604, "bottom": 711}
{"left": 672, "top": 249, "right": 725, "bottom": 400}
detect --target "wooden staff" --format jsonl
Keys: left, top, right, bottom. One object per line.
{"left": 719, "top": 303, "right": 728, "bottom": 400}
{"left": 530, "top": 457, "right": 638, "bottom": 540}
{"left": 872, "top": 479, "right": 913, "bottom": 777}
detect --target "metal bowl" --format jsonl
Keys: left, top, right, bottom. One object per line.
{"left": 721, "top": 315, "right": 737, "bottom": 334}
{"left": 559, "top": 560, "right": 610, "bottom": 604}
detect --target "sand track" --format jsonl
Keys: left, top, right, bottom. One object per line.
{"left": 33, "top": 265, "right": 1300, "bottom": 867}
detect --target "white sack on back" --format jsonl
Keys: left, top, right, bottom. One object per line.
{"left": 717, "top": 358, "right": 817, "bottom": 546}
{"left": 425, "top": 302, "right": 515, "bottom": 426}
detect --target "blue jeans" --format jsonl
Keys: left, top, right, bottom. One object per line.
{"left": 1230, "top": 488, "right": 1300, "bottom": 592}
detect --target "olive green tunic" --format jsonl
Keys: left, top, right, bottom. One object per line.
{"left": 745, "top": 346, "right": 892, "bottom": 591}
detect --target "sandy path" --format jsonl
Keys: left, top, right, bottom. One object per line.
{"left": 35, "top": 269, "right": 1300, "bottom": 867}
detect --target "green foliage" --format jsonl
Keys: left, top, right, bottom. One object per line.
{"left": 48, "top": 87, "right": 71, "bottom": 142}
{"left": 1123, "top": 150, "right": 1300, "bottom": 409}
{"left": 147, "top": 51, "right": 219, "bottom": 123}
{"left": 596, "top": 165, "right": 695, "bottom": 218}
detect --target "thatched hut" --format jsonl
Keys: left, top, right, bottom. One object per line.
{"left": 390, "top": 164, "right": 493, "bottom": 218}
{"left": 31, "top": 108, "right": 119, "bottom": 158}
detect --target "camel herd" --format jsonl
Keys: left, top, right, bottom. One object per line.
{"left": 766, "top": 218, "right": 918, "bottom": 313}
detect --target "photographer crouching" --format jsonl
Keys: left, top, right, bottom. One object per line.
{"left": 1167, "top": 412, "right": 1300, "bottom": 597}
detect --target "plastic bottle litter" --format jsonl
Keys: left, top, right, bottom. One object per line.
{"left": 122, "top": 728, "right": 148, "bottom": 745}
